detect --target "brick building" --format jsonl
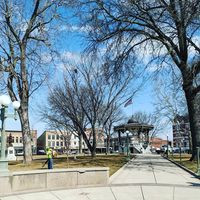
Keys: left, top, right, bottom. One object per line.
{"left": 149, "top": 137, "right": 168, "bottom": 150}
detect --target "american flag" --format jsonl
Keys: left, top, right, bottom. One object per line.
{"left": 124, "top": 98, "right": 132, "bottom": 107}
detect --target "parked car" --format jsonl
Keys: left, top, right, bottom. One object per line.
{"left": 161, "top": 145, "right": 172, "bottom": 153}
{"left": 70, "top": 150, "right": 78, "bottom": 155}
{"left": 173, "top": 147, "right": 190, "bottom": 153}
{"left": 155, "top": 148, "right": 162, "bottom": 154}
{"left": 84, "top": 150, "right": 90, "bottom": 154}
{"left": 150, "top": 148, "right": 156, "bottom": 153}
{"left": 15, "top": 151, "right": 24, "bottom": 156}
{"left": 37, "top": 149, "right": 46, "bottom": 155}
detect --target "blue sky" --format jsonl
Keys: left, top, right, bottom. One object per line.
{"left": 5, "top": 24, "right": 173, "bottom": 140}
{"left": 6, "top": 78, "right": 172, "bottom": 140}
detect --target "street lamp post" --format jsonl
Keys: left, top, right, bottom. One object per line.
{"left": 126, "top": 130, "right": 130, "bottom": 160}
{"left": 197, "top": 147, "right": 200, "bottom": 176}
{"left": 167, "top": 135, "right": 169, "bottom": 158}
{"left": 0, "top": 95, "right": 20, "bottom": 175}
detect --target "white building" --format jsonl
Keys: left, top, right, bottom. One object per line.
{"left": 37, "top": 129, "right": 105, "bottom": 153}
{"left": 37, "top": 130, "right": 86, "bottom": 152}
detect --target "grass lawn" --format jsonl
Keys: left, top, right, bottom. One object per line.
{"left": 8, "top": 154, "right": 133, "bottom": 176}
{"left": 168, "top": 154, "right": 198, "bottom": 173}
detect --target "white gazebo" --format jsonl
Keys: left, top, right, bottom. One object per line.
{"left": 113, "top": 119, "right": 154, "bottom": 154}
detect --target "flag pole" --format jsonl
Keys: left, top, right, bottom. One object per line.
{"left": 132, "top": 102, "right": 133, "bottom": 117}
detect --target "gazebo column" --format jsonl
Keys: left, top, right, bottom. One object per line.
{"left": 137, "top": 128, "right": 141, "bottom": 144}
{"left": 146, "top": 130, "right": 150, "bottom": 144}
{"left": 143, "top": 129, "right": 150, "bottom": 150}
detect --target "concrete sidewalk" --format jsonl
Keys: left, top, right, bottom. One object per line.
{"left": 2, "top": 154, "right": 200, "bottom": 200}
{"left": 110, "top": 154, "right": 200, "bottom": 186}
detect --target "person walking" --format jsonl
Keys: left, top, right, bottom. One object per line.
{"left": 46, "top": 147, "right": 53, "bottom": 169}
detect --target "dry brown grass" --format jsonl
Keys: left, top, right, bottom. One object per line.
{"left": 169, "top": 154, "right": 197, "bottom": 173}
{"left": 8, "top": 154, "right": 133, "bottom": 176}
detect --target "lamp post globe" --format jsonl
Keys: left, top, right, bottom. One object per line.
{"left": 12, "top": 101, "right": 20, "bottom": 110}
{"left": 0, "top": 94, "right": 11, "bottom": 106}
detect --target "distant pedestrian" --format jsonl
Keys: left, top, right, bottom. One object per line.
{"left": 46, "top": 147, "right": 53, "bottom": 169}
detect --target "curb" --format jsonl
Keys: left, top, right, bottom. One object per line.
{"left": 163, "top": 156, "right": 200, "bottom": 180}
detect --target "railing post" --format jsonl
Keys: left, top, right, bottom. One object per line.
{"left": 179, "top": 146, "right": 182, "bottom": 163}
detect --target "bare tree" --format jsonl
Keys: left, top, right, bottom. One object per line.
{"left": 57, "top": 129, "right": 72, "bottom": 167}
{"left": 154, "top": 73, "right": 187, "bottom": 122}
{"left": 154, "top": 76, "right": 192, "bottom": 151}
{"left": 41, "top": 98, "right": 86, "bottom": 155}
{"left": 45, "top": 59, "right": 134, "bottom": 157}
{"left": 47, "top": 121, "right": 73, "bottom": 166}
{"left": 40, "top": 115, "right": 73, "bottom": 165}
{"left": 43, "top": 69, "right": 93, "bottom": 155}
{"left": 102, "top": 106, "right": 124, "bottom": 154}
{"left": 0, "top": 0, "right": 62, "bottom": 163}
{"left": 76, "top": 63, "right": 134, "bottom": 157}
{"left": 131, "top": 111, "right": 161, "bottom": 139}
{"left": 73, "top": 0, "right": 200, "bottom": 159}
{"left": 7, "top": 133, "right": 13, "bottom": 147}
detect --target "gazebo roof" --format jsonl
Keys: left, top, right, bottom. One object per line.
{"left": 114, "top": 120, "right": 154, "bottom": 132}
{"left": 127, "top": 118, "right": 138, "bottom": 124}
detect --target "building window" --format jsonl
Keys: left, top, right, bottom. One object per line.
{"left": 61, "top": 142, "right": 63, "bottom": 146}
{"left": 16, "top": 137, "right": 18, "bottom": 143}
{"left": 20, "top": 137, "right": 22, "bottom": 143}
{"left": 74, "top": 141, "right": 76, "bottom": 145}
{"left": 56, "top": 135, "right": 59, "bottom": 140}
{"left": 48, "top": 141, "right": 51, "bottom": 147}
{"left": 56, "top": 141, "right": 59, "bottom": 146}
{"left": 184, "top": 141, "right": 187, "bottom": 147}
{"left": 48, "top": 135, "right": 51, "bottom": 140}
{"left": 52, "top": 135, "right": 55, "bottom": 140}
{"left": 52, "top": 141, "right": 55, "bottom": 147}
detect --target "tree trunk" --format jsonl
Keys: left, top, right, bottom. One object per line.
{"left": 88, "top": 126, "right": 96, "bottom": 158}
{"left": 188, "top": 132, "right": 192, "bottom": 154}
{"left": 91, "top": 132, "right": 96, "bottom": 157}
{"left": 184, "top": 91, "right": 200, "bottom": 160}
{"left": 81, "top": 129, "right": 94, "bottom": 156}
{"left": 78, "top": 134, "right": 83, "bottom": 154}
{"left": 118, "top": 131, "right": 122, "bottom": 152}
{"left": 19, "top": 105, "right": 32, "bottom": 164}
{"left": 91, "top": 147, "right": 96, "bottom": 157}
{"left": 106, "top": 135, "right": 111, "bottom": 154}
